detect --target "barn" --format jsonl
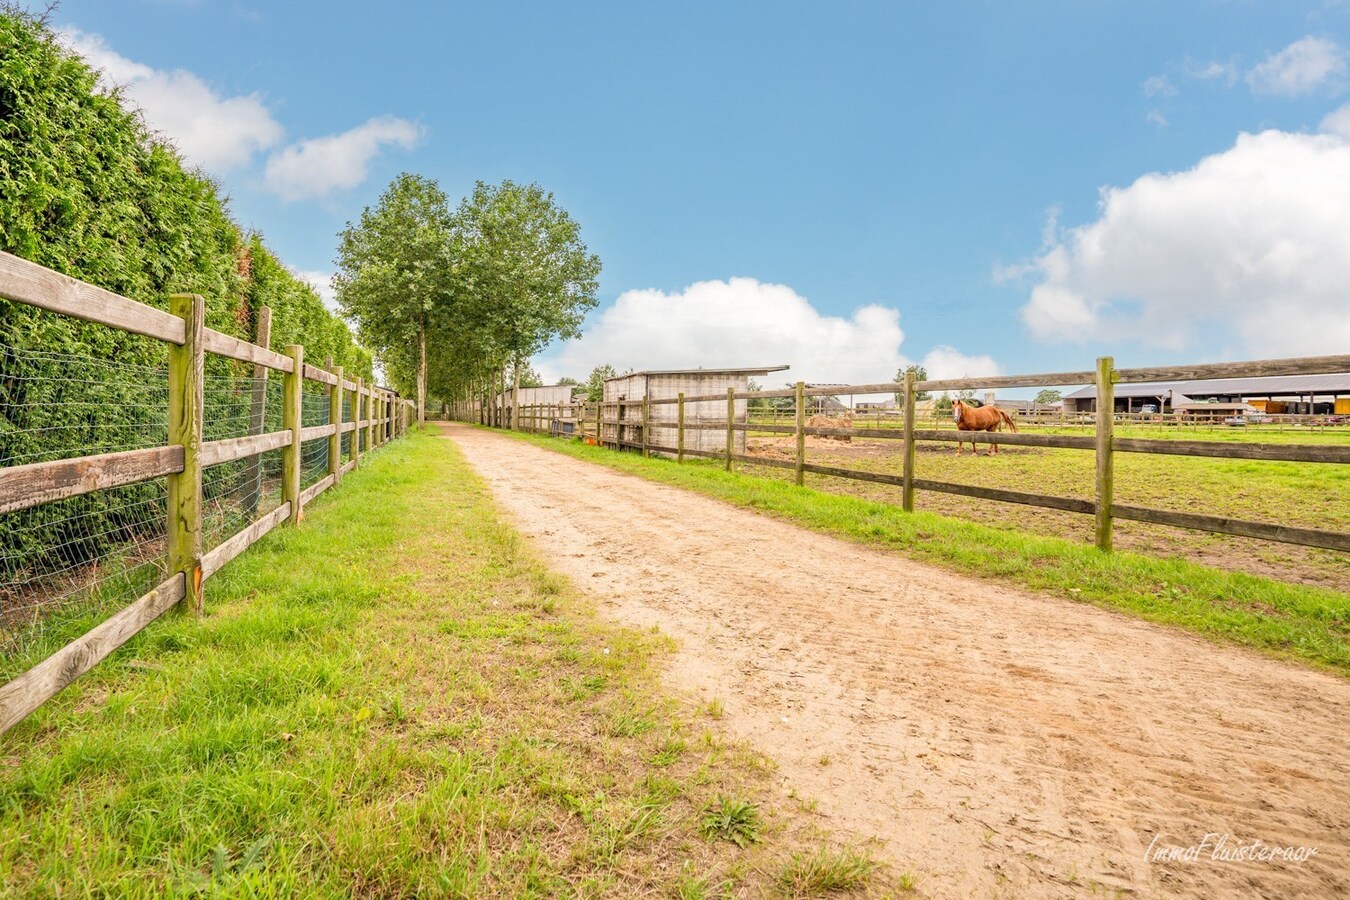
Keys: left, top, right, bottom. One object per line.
{"left": 1062, "top": 373, "right": 1350, "bottom": 416}
{"left": 494, "top": 384, "right": 578, "bottom": 430}
{"left": 602, "top": 366, "right": 789, "bottom": 456}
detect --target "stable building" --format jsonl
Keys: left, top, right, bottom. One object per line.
{"left": 602, "top": 366, "right": 790, "bottom": 456}
{"left": 1062, "top": 373, "right": 1350, "bottom": 416}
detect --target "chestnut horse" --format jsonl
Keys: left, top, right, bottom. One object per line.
{"left": 952, "top": 399, "right": 1018, "bottom": 455}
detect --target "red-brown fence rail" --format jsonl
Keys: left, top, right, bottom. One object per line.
{"left": 0, "top": 252, "right": 413, "bottom": 736}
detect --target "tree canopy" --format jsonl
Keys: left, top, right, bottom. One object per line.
{"left": 334, "top": 175, "right": 601, "bottom": 425}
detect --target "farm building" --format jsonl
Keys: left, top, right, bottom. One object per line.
{"left": 494, "top": 384, "right": 579, "bottom": 430}
{"left": 1062, "top": 373, "right": 1350, "bottom": 416}
{"left": 602, "top": 366, "right": 790, "bottom": 456}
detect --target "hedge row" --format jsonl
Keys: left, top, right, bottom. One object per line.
{"left": 0, "top": 11, "right": 371, "bottom": 584}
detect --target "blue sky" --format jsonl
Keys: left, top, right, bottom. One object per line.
{"left": 44, "top": 0, "right": 1350, "bottom": 391}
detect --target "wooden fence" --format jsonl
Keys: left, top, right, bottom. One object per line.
{"left": 489, "top": 353, "right": 1350, "bottom": 555}
{"left": 0, "top": 252, "right": 412, "bottom": 736}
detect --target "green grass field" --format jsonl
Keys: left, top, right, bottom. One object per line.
{"left": 0, "top": 429, "right": 891, "bottom": 898}
{"left": 503, "top": 429, "right": 1350, "bottom": 676}
{"left": 732, "top": 418, "right": 1350, "bottom": 591}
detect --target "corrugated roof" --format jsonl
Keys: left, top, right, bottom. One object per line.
{"left": 1065, "top": 372, "right": 1350, "bottom": 400}
{"left": 605, "top": 365, "right": 790, "bottom": 381}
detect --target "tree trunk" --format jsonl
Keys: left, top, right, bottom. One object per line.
{"left": 512, "top": 353, "right": 522, "bottom": 432}
{"left": 417, "top": 321, "right": 427, "bottom": 428}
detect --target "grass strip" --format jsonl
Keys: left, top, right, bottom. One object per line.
{"left": 500, "top": 429, "right": 1350, "bottom": 676}
{"left": 0, "top": 428, "right": 887, "bottom": 897}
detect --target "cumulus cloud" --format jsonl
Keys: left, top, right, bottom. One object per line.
{"left": 57, "top": 28, "right": 283, "bottom": 170}
{"left": 539, "top": 278, "right": 1000, "bottom": 390}
{"left": 919, "top": 346, "right": 1000, "bottom": 382}
{"left": 1011, "top": 120, "right": 1350, "bottom": 357}
{"left": 295, "top": 270, "right": 338, "bottom": 311}
{"left": 264, "top": 118, "right": 422, "bottom": 201}
{"left": 1246, "top": 36, "right": 1346, "bottom": 96}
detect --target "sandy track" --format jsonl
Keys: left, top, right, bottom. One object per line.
{"left": 443, "top": 425, "right": 1349, "bottom": 899}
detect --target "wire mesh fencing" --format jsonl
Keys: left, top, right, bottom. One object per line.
{"left": 0, "top": 345, "right": 294, "bottom": 677}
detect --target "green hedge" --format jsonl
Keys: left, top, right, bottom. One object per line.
{"left": 0, "top": 11, "right": 371, "bottom": 589}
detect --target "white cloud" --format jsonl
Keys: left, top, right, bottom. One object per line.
{"left": 57, "top": 28, "right": 283, "bottom": 170}
{"left": 1184, "top": 58, "right": 1240, "bottom": 86}
{"left": 1246, "top": 36, "right": 1347, "bottom": 96}
{"left": 1320, "top": 102, "right": 1350, "bottom": 138}
{"left": 295, "top": 270, "right": 338, "bottom": 311}
{"left": 1012, "top": 121, "right": 1350, "bottom": 358}
{"left": 920, "top": 346, "right": 1000, "bottom": 382}
{"left": 1142, "top": 75, "right": 1177, "bottom": 98}
{"left": 539, "top": 277, "right": 999, "bottom": 390}
{"left": 264, "top": 117, "right": 422, "bottom": 201}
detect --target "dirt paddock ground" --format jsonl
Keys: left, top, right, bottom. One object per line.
{"left": 444, "top": 424, "right": 1349, "bottom": 899}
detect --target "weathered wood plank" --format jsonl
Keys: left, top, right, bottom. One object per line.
{"left": 167, "top": 293, "right": 204, "bottom": 614}
{"left": 302, "top": 363, "right": 338, "bottom": 386}
{"left": 282, "top": 345, "right": 303, "bottom": 523}
{"left": 202, "top": 327, "right": 294, "bottom": 372}
{"left": 1095, "top": 356, "right": 1115, "bottom": 552}
{"left": 795, "top": 381, "right": 806, "bottom": 487}
{"left": 299, "top": 474, "right": 335, "bottom": 507}
{"left": 677, "top": 393, "right": 685, "bottom": 463}
{"left": 201, "top": 430, "right": 292, "bottom": 468}
{"left": 299, "top": 423, "right": 338, "bottom": 443}
{"left": 902, "top": 372, "right": 915, "bottom": 511}
{"left": 340, "top": 458, "right": 357, "bottom": 476}
{"left": 340, "top": 421, "right": 358, "bottom": 434}
{"left": 916, "top": 477, "right": 1097, "bottom": 514}
{"left": 0, "top": 573, "right": 186, "bottom": 736}
{"left": 0, "top": 446, "right": 182, "bottom": 515}
{"left": 240, "top": 306, "right": 272, "bottom": 516}
{"left": 0, "top": 251, "right": 184, "bottom": 344}
{"left": 200, "top": 502, "right": 291, "bottom": 578}
{"left": 1115, "top": 354, "right": 1350, "bottom": 384}
{"left": 1113, "top": 438, "right": 1350, "bottom": 463}
{"left": 329, "top": 365, "right": 343, "bottom": 482}
{"left": 1113, "top": 505, "right": 1350, "bottom": 552}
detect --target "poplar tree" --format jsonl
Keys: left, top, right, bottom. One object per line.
{"left": 334, "top": 173, "right": 453, "bottom": 426}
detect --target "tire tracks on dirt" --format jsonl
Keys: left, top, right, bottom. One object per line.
{"left": 444, "top": 425, "right": 1349, "bottom": 899}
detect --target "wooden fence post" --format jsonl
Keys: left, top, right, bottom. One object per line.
{"left": 795, "top": 381, "right": 806, "bottom": 487}
{"left": 352, "top": 377, "right": 362, "bottom": 467}
{"left": 725, "top": 387, "right": 735, "bottom": 472}
{"left": 329, "top": 365, "right": 343, "bottom": 482}
{"left": 366, "top": 386, "right": 375, "bottom": 454}
{"left": 241, "top": 306, "right": 271, "bottom": 516}
{"left": 282, "top": 344, "right": 303, "bottom": 524}
{"left": 902, "top": 371, "right": 916, "bottom": 512}
{"left": 677, "top": 393, "right": 685, "bottom": 463}
{"left": 167, "top": 293, "right": 204, "bottom": 615}
{"left": 642, "top": 395, "right": 650, "bottom": 457}
{"left": 1095, "top": 355, "right": 1115, "bottom": 551}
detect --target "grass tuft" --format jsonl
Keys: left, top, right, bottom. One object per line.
{"left": 701, "top": 796, "right": 762, "bottom": 847}
{"left": 777, "top": 846, "right": 879, "bottom": 896}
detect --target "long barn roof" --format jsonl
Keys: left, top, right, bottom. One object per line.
{"left": 605, "top": 365, "right": 789, "bottom": 381}
{"left": 1065, "top": 372, "right": 1350, "bottom": 400}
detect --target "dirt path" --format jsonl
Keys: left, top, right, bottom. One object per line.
{"left": 443, "top": 425, "right": 1349, "bottom": 899}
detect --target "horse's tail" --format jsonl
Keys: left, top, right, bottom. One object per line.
{"left": 998, "top": 409, "right": 1018, "bottom": 432}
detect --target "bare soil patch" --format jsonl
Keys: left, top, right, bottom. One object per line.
{"left": 445, "top": 425, "right": 1350, "bottom": 899}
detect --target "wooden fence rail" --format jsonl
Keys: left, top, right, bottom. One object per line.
{"left": 490, "top": 350, "right": 1350, "bottom": 556}
{"left": 0, "top": 251, "right": 414, "bottom": 737}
